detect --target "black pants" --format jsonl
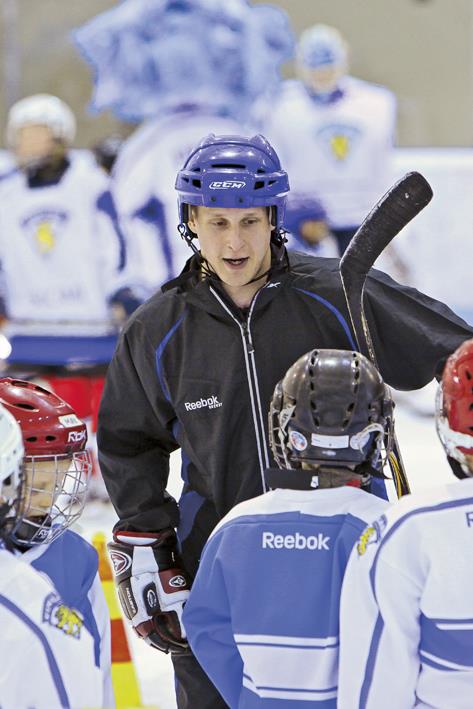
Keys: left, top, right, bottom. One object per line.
{"left": 172, "top": 651, "right": 229, "bottom": 708}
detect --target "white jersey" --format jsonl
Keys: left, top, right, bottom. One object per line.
{"left": 0, "top": 547, "right": 103, "bottom": 709}
{"left": 22, "top": 529, "right": 114, "bottom": 708}
{"left": 112, "top": 110, "right": 247, "bottom": 289}
{"left": 338, "top": 477, "right": 473, "bottom": 709}
{"left": 0, "top": 151, "right": 131, "bottom": 323}
{"left": 183, "top": 486, "right": 388, "bottom": 708}
{"left": 262, "top": 78, "right": 396, "bottom": 229}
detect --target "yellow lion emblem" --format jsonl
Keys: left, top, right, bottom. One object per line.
{"left": 54, "top": 604, "right": 83, "bottom": 638}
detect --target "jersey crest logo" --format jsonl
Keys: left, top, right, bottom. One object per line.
{"left": 357, "top": 514, "right": 388, "bottom": 556}
{"left": 22, "top": 209, "right": 68, "bottom": 257}
{"left": 316, "top": 124, "right": 361, "bottom": 162}
{"left": 42, "top": 593, "right": 83, "bottom": 639}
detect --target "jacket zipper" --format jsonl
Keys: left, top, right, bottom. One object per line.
{"left": 209, "top": 286, "right": 270, "bottom": 492}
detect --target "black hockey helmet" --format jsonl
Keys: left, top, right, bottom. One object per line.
{"left": 269, "top": 349, "right": 393, "bottom": 475}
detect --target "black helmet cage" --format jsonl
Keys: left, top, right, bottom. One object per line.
{"left": 269, "top": 349, "right": 394, "bottom": 475}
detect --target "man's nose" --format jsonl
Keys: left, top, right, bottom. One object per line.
{"left": 226, "top": 224, "right": 245, "bottom": 251}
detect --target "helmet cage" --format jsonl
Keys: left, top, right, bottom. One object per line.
{"left": 9, "top": 450, "right": 91, "bottom": 547}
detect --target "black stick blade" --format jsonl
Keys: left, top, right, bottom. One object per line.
{"left": 340, "top": 171, "right": 433, "bottom": 280}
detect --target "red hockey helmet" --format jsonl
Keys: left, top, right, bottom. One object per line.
{"left": 436, "top": 339, "right": 473, "bottom": 477}
{"left": 0, "top": 378, "right": 91, "bottom": 546}
{"left": 0, "top": 378, "right": 87, "bottom": 455}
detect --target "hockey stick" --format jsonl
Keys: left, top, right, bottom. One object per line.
{"left": 339, "top": 171, "right": 433, "bottom": 497}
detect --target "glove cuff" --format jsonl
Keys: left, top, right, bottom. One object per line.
{"left": 114, "top": 528, "right": 176, "bottom": 548}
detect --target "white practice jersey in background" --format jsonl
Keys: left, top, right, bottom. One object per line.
{"left": 0, "top": 547, "right": 103, "bottom": 709}
{"left": 183, "top": 486, "right": 388, "bottom": 708}
{"left": 262, "top": 78, "right": 396, "bottom": 230}
{"left": 0, "top": 151, "right": 130, "bottom": 323}
{"left": 22, "top": 529, "right": 114, "bottom": 708}
{"left": 111, "top": 110, "right": 248, "bottom": 290}
{"left": 338, "top": 477, "right": 473, "bottom": 709}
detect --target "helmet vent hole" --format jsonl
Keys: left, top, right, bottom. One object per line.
{"left": 469, "top": 403, "right": 473, "bottom": 411}
{"left": 26, "top": 436, "right": 37, "bottom": 442}
{"left": 45, "top": 435, "right": 56, "bottom": 441}
{"left": 256, "top": 168, "right": 266, "bottom": 174}
{"left": 182, "top": 176, "right": 190, "bottom": 183}
{"left": 354, "top": 370, "right": 360, "bottom": 381}
{"left": 347, "top": 402, "right": 354, "bottom": 412}
{"left": 15, "top": 403, "right": 35, "bottom": 410}
{"left": 212, "top": 163, "right": 245, "bottom": 169}
{"left": 466, "top": 370, "right": 472, "bottom": 380}
{"left": 254, "top": 181, "right": 264, "bottom": 190}
{"left": 342, "top": 418, "right": 349, "bottom": 428}
{"left": 192, "top": 179, "right": 201, "bottom": 188}
{"left": 311, "top": 401, "right": 317, "bottom": 410}
{"left": 268, "top": 179, "right": 276, "bottom": 186}
{"left": 314, "top": 417, "right": 320, "bottom": 426}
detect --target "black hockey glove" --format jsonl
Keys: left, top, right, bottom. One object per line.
{"left": 108, "top": 529, "right": 190, "bottom": 654}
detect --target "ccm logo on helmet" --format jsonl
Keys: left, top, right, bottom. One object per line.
{"left": 262, "top": 531, "right": 330, "bottom": 550}
{"left": 67, "top": 429, "right": 86, "bottom": 443}
{"left": 209, "top": 180, "right": 246, "bottom": 190}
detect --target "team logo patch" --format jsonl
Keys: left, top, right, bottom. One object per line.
{"left": 110, "top": 549, "right": 132, "bottom": 575}
{"left": 316, "top": 123, "right": 361, "bottom": 162}
{"left": 22, "top": 209, "right": 68, "bottom": 257}
{"left": 289, "top": 430, "right": 308, "bottom": 451}
{"left": 357, "top": 514, "right": 388, "bottom": 556}
{"left": 42, "top": 593, "right": 83, "bottom": 638}
{"left": 169, "top": 575, "right": 187, "bottom": 589}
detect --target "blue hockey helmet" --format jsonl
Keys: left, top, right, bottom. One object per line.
{"left": 175, "top": 134, "right": 290, "bottom": 237}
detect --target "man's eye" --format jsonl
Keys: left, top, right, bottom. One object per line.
{"left": 244, "top": 219, "right": 258, "bottom": 226}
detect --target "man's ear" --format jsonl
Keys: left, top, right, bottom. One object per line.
{"left": 187, "top": 206, "right": 198, "bottom": 233}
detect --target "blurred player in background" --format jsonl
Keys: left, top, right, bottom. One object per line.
{"left": 74, "top": 0, "right": 294, "bottom": 290}
{"left": 0, "top": 93, "right": 141, "bottom": 330}
{"left": 0, "top": 94, "right": 145, "bottom": 499}
{"left": 0, "top": 400, "right": 106, "bottom": 708}
{"left": 283, "top": 192, "right": 338, "bottom": 257}
{"left": 0, "top": 377, "right": 114, "bottom": 707}
{"left": 262, "top": 24, "right": 396, "bottom": 256}
{"left": 183, "top": 349, "right": 391, "bottom": 708}
{"left": 338, "top": 337, "right": 473, "bottom": 708}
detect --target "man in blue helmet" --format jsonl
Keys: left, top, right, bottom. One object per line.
{"left": 98, "top": 133, "right": 473, "bottom": 708}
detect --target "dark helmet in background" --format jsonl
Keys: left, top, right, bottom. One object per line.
{"left": 269, "top": 349, "right": 393, "bottom": 476}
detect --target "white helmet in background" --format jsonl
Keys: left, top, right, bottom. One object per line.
{"left": 6, "top": 93, "right": 76, "bottom": 148}
{"left": 0, "top": 403, "right": 24, "bottom": 533}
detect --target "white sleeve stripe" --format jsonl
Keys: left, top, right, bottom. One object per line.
{"left": 243, "top": 674, "right": 338, "bottom": 701}
{"left": 420, "top": 650, "right": 473, "bottom": 672}
{"left": 234, "top": 633, "right": 338, "bottom": 647}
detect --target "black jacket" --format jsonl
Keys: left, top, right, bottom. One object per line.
{"left": 97, "top": 252, "right": 472, "bottom": 575}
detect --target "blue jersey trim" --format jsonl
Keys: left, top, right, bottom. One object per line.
{"left": 293, "top": 288, "right": 356, "bottom": 349}
{"left": 155, "top": 311, "right": 187, "bottom": 401}
{"left": 0, "top": 592, "right": 70, "bottom": 707}
{"left": 359, "top": 612, "right": 384, "bottom": 709}
{"left": 96, "top": 189, "right": 127, "bottom": 271}
{"left": 134, "top": 196, "right": 174, "bottom": 281}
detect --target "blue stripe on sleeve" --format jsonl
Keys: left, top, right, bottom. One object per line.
{"left": 293, "top": 288, "right": 356, "bottom": 349}
{"left": 155, "top": 311, "right": 187, "bottom": 401}
{"left": 0, "top": 593, "right": 70, "bottom": 707}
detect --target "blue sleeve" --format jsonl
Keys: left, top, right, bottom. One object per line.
{"left": 183, "top": 531, "right": 243, "bottom": 708}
